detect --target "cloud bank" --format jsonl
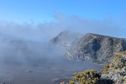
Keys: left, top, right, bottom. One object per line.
{"left": 0, "top": 14, "right": 125, "bottom": 42}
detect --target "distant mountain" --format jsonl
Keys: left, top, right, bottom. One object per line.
{"left": 50, "top": 31, "right": 82, "bottom": 48}
{"left": 66, "top": 33, "right": 126, "bottom": 63}
{"left": 51, "top": 31, "right": 126, "bottom": 63}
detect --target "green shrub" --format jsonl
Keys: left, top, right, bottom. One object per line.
{"left": 69, "top": 70, "right": 101, "bottom": 84}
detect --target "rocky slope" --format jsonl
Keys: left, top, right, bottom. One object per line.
{"left": 59, "top": 51, "right": 126, "bottom": 84}
{"left": 101, "top": 51, "right": 126, "bottom": 84}
{"left": 68, "top": 70, "right": 113, "bottom": 84}
{"left": 65, "top": 33, "right": 126, "bottom": 63}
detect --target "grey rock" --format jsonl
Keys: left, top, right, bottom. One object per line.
{"left": 65, "top": 33, "right": 126, "bottom": 63}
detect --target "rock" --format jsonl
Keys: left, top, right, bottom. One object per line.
{"left": 66, "top": 33, "right": 126, "bottom": 63}
{"left": 102, "top": 51, "right": 126, "bottom": 84}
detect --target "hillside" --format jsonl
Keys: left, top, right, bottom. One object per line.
{"left": 65, "top": 33, "right": 126, "bottom": 63}
{"left": 59, "top": 51, "right": 126, "bottom": 84}
{"left": 101, "top": 51, "right": 126, "bottom": 84}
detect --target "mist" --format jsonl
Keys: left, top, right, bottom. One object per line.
{"left": 0, "top": 14, "right": 125, "bottom": 42}
{"left": 0, "top": 32, "right": 102, "bottom": 84}
{"left": 0, "top": 15, "right": 125, "bottom": 84}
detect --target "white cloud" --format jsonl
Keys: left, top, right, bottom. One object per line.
{"left": 0, "top": 14, "right": 125, "bottom": 42}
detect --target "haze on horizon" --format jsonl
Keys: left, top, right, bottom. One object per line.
{"left": 0, "top": 0, "right": 126, "bottom": 41}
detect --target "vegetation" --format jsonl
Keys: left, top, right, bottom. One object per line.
{"left": 69, "top": 70, "right": 101, "bottom": 84}
{"left": 66, "top": 51, "right": 126, "bottom": 84}
{"left": 101, "top": 51, "right": 126, "bottom": 84}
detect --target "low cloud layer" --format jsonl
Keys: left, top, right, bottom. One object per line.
{"left": 0, "top": 14, "right": 125, "bottom": 42}
{"left": 0, "top": 14, "right": 125, "bottom": 84}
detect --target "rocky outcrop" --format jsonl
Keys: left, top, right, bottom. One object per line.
{"left": 67, "top": 70, "right": 113, "bottom": 84}
{"left": 66, "top": 33, "right": 126, "bottom": 63}
{"left": 101, "top": 51, "right": 126, "bottom": 84}
{"left": 65, "top": 51, "right": 126, "bottom": 84}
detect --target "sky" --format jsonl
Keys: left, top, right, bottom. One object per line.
{"left": 0, "top": 0, "right": 126, "bottom": 41}
{"left": 0, "top": 0, "right": 126, "bottom": 22}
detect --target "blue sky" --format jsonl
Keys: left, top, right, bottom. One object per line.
{"left": 0, "top": 0, "right": 126, "bottom": 23}
{"left": 0, "top": 0, "right": 126, "bottom": 40}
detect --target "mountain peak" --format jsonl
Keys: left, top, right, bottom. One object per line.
{"left": 66, "top": 33, "right": 126, "bottom": 63}
{"left": 50, "top": 31, "right": 82, "bottom": 48}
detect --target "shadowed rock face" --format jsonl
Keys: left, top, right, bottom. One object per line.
{"left": 65, "top": 33, "right": 126, "bottom": 63}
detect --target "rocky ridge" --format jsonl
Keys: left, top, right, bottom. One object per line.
{"left": 65, "top": 33, "right": 126, "bottom": 63}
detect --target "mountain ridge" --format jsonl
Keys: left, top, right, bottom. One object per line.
{"left": 51, "top": 31, "right": 126, "bottom": 63}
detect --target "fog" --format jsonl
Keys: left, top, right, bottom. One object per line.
{"left": 0, "top": 15, "right": 124, "bottom": 84}
{"left": 0, "top": 15, "right": 125, "bottom": 42}
{"left": 0, "top": 33, "right": 102, "bottom": 84}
